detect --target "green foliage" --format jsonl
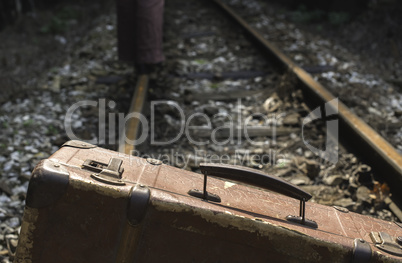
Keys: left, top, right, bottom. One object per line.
{"left": 23, "top": 119, "right": 34, "bottom": 127}
{"left": 291, "top": 5, "right": 325, "bottom": 24}
{"left": 210, "top": 83, "right": 220, "bottom": 89}
{"left": 328, "top": 12, "right": 350, "bottom": 26}
{"left": 46, "top": 124, "right": 58, "bottom": 135}
{"left": 291, "top": 5, "right": 351, "bottom": 26}
{"left": 50, "top": 67, "right": 59, "bottom": 74}
{"left": 194, "top": 59, "right": 207, "bottom": 65}
{"left": 57, "top": 7, "right": 79, "bottom": 20}
{"left": 40, "top": 16, "right": 67, "bottom": 34}
{"left": 40, "top": 7, "right": 79, "bottom": 34}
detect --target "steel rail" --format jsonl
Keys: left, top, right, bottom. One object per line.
{"left": 118, "top": 74, "right": 149, "bottom": 154}
{"left": 212, "top": 0, "right": 402, "bottom": 219}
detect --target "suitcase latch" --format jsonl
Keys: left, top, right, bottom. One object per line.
{"left": 82, "top": 158, "right": 125, "bottom": 185}
{"left": 370, "top": 232, "right": 402, "bottom": 256}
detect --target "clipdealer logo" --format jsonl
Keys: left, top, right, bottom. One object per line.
{"left": 63, "top": 98, "right": 282, "bottom": 147}
{"left": 64, "top": 98, "right": 339, "bottom": 164}
{"left": 302, "top": 98, "right": 339, "bottom": 164}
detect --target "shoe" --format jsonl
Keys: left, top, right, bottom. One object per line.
{"left": 135, "top": 62, "right": 163, "bottom": 75}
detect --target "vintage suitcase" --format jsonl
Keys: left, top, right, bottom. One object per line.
{"left": 14, "top": 140, "right": 402, "bottom": 262}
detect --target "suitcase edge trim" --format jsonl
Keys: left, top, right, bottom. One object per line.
{"left": 127, "top": 185, "right": 151, "bottom": 226}
{"left": 26, "top": 159, "right": 69, "bottom": 209}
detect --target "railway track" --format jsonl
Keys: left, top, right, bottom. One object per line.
{"left": 119, "top": 74, "right": 149, "bottom": 155}
{"left": 118, "top": 0, "right": 402, "bottom": 221}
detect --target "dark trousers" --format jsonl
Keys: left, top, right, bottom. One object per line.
{"left": 116, "top": 0, "right": 165, "bottom": 64}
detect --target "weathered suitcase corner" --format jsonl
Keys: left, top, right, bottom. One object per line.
{"left": 26, "top": 159, "right": 70, "bottom": 209}
{"left": 127, "top": 185, "right": 150, "bottom": 226}
{"left": 61, "top": 140, "right": 97, "bottom": 149}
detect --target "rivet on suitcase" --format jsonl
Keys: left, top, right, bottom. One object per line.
{"left": 14, "top": 141, "right": 402, "bottom": 262}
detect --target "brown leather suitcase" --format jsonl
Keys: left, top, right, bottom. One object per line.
{"left": 14, "top": 141, "right": 402, "bottom": 262}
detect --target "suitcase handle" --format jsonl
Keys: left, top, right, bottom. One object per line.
{"left": 194, "top": 163, "right": 317, "bottom": 228}
{"left": 199, "top": 163, "right": 311, "bottom": 201}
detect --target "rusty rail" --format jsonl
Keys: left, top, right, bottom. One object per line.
{"left": 118, "top": 74, "right": 149, "bottom": 154}
{"left": 212, "top": 0, "right": 402, "bottom": 219}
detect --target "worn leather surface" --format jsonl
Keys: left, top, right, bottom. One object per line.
{"left": 16, "top": 143, "right": 402, "bottom": 262}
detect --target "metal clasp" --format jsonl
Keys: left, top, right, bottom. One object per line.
{"left": 82, "top": 158, "right": 125, "bottom": 185}
{"left": 188, "top": 171, "right": 221, "bottom": 202}
{"left": 370, "top": 232, "right": 402, "bottom": 256}
{"left": 285, "top": 199, "right": 318, "bottom": 228}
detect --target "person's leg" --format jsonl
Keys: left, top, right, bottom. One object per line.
{"left": 116, "top": 0, "right": 135, "bottom": 61}
{"left": 134, "top": 0, "right": 165, "bottom": 64}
